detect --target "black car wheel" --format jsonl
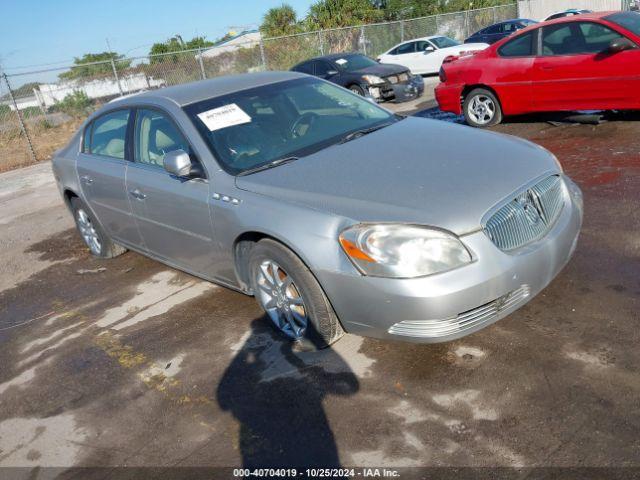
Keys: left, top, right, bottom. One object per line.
{"left": 349, "top": 84, "right": 365, "bottom": 96}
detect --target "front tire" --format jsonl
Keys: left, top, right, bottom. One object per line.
{"left": 248, "top": 239, "right": 344, "bottom": 348}
{"left": 463, "top": 88, "right": 502, "bottom": 127}
{"left": 349, "top": 84, "right": 365, "bottom": 96}
{"left": 70, "top": 197, "right": 126, "bottom": 258}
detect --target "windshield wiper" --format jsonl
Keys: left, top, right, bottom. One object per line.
{"left": 337, "top": 122, "right": 396, "bottom": 145}
{"left": 237, "top": 156, "right": 299, "bottom": 176}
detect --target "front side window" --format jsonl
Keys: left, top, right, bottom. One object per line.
{"left": 579, "top": 22, "right": 626, "bottom": 52}
{"left": 543, "top": 22, "right": 625, "bottom": 55}
{"left": 430, "top": 36, "right": 459, "bottom": 48}
{"left": 184, "top": 77, "right": 394, "bottom": 175}
{"left": 82, "top": 123, "right": 92, "bottom": 153}
{"left": 134, "top": 108, "right": 190, "bottom": 168}
{"left": 314, "top": 61, "right": 333, "bottom": 76}
{"left": 499, "top": 30, "right": 535, "bottom": 57}
{"left": 90, "top": 109, "right": 130, "bottom": 159}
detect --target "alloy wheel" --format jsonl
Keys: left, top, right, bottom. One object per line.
{"left": 467, "top": 94, "right": 495, "bottom": 125}
{"left": 255, "top": 260, "right": 308, "bottom": 339}
{"left": 76, "top": 208, "right": 102, "bottom": 255}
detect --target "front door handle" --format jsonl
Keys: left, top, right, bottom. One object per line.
{"left": 129, "top": 189, "right": 147, "bottom": 200}
{"left": 80, "top": 175, "right": 93, "bottom": 185}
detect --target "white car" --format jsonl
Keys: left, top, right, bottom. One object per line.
{"left": 377, "top": 36, "right": 488, "bottom": 75}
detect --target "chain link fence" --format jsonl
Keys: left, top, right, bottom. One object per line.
{"left": 0, "top": 4, "right": 516, "bottom": 172}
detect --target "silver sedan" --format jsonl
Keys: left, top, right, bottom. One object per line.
{"left": 52, "top": 71, "right": 583, "bottom": 347}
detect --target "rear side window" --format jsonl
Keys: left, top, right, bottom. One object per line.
{"left": 89, "top": 110, "right": 130, "bottom": 159}
{"left": 499, "top": 31, "right": 535, "bottom": 56}
{"left": 485, "top": 24, "right": 502, "bottom": 34}
{"left": 395, "top": 42, "right": 416, "bottom": 54}
{"left": 294, "top": 62, "right": 314, "bottom": 74}
{"left": 314, "top": 61, "right": 333, "bottom": 76}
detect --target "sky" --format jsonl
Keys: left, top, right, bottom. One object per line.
{"left": 0, "top": 0, "right": 314, "bottom": 85}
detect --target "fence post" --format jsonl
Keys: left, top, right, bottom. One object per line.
{"left": 197, "top": 48, "right": 207, "bottom": 80}
{"left": 493, "top": 6, "right": 497, "bottom": 25}
{"left": 317, "top": 31, "right": 325, "bottom": 55}
{"left": 435, "top": 14, "right": 439, "bottom": 34}
{"left": 360, "top": 26, "right": 367, "bottom": 55}
{"left": 400, "top": 20, "right": 405, "bottom": 42}
{"left": 259, "top": 37, "right": 268, "bottom": 71}
{"left": 110, "top": 58, "right": 123, "bottom": 96}
{"left": 2, "top": 73, "right": 37, "bottom": 164}
{"left": 464, "top": 10, "right": 470, "bottom": 40}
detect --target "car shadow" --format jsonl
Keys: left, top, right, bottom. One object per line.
{"left": 216, "top": 318, "right": 359, "bottom": 468}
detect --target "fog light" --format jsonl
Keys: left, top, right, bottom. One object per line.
{"left": 369, "top": 87, "right": 381, "bottom": 98}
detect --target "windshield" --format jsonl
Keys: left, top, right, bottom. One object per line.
{"left": 334, "top": 54, "right": 379, "bottom": 72}
{"left": 430, "top": 36, "right": 460, "bottom": 48}
{"left": 184, "top": 77, "right": 394, "bottom": 175}
{"left": 606, "top": 11, "right": 640, "bottom": 36}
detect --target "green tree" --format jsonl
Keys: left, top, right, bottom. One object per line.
{"left": 260, "top": 4, "right": 301, "bottom": 37}
{"left": 59, "top": 52, "right": 131, "bottom": 81}
{"left": 148, "top": 36, "right": 214, "bottom": 63}
{"left": 305, "top": 0, "right": 384, "bottom": 29}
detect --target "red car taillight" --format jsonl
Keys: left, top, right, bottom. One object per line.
{"left": 439, "top": 66, "right": 447, "bottom": 83}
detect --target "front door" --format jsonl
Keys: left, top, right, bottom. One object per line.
{"left": 533, "top": 21, "right": 640, "bottom": 111}
{"left": 125, "top": 107, "right": 215, "bottom": 276}
{"left": 76, "top": 108, "right": 142, "bottom": 246}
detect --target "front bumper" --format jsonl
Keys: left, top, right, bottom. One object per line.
{"left": 316, "top": 175, "right": 583, "bottom": 343}
{"left": 369, "top": 75, "right": 424, "bottom": 103}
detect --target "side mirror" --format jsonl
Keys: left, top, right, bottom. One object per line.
{"left": 423, "top": 46, "right": 435, "bottom": 54}
{"left": 325, "top": 70, "right": 339, "bottom": 77}
{"left": 163, "top": 149, "right": 202, "bottom": 178}
{"left": 608, "top": 37, "right": 634, "bottom": 53}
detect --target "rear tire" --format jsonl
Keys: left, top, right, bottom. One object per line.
{"left": 248, "top": 239, "right": 344, "bottom": 348}
{"left": 463, "top": 88, "right": 502, "bottom": 128}
{"left": 70, "top": 197, "right": 127, "bottom": 259}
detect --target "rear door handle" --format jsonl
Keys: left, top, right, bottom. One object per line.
{"left": 80, "top": 175, "right": 93, "bottom": 185}
{"left": 129, "top": 189, "right": 147, "bottom": 200}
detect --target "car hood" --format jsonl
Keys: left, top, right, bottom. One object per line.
{"left": 354, "top": 63, "right": 409, "bottom": 77}
{"left": 235, "top": 117, "right": 560, "bottom": 235}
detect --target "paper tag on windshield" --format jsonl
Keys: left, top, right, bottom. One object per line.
{"left": 197, "top": 103, "right": 251, "bottom": 132}
{"left": 335, "top": 58, "right": 347, "bottom": 65}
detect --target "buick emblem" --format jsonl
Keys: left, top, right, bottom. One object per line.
{"left": 517, "top": 192, "right": 542, "bottom": 226}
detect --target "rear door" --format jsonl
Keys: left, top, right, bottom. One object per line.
{"left": 490, "top": 29, "right": 537, "bottom": 114}
{"left": 76, "top": 108, "right": 142, "bottom": 246}
{"left": 125, "top": 107, "right": 216, "bottom": 276}
{"left": 533, "top": 21, "right": 639, "bottom": 111}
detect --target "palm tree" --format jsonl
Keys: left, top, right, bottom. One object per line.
{"left": 260, "top": 4, "right": 300, "bottom": 37}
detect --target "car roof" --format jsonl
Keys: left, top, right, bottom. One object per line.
{"left": 540, "top": 10, "right": 614, "bottom": 25}
{"left": 297, "top": 52, "right": 367, "bottom": 64}
{"left": 108, "top": 71, "right": 307, "bottom": 107}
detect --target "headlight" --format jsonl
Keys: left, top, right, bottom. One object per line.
{"left": 339, "top": 224, "right": 472, "bottom": 278}
{"left": 362, "top": 74, "right": 384, "bottom": 84}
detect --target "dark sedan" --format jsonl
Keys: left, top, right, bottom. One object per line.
{"left": 465, "top": 18, "right": 537, "bottom": 44}
{"left": 291, "top": 53, "right": 424, "bottom": 102}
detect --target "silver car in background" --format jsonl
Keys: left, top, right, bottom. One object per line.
{"left": 52, "top": 71, "right": 583, "bottom": 347}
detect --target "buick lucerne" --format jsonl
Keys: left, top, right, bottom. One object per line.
{"left": 52, "top": 72, "right": 583, "bottom": 347}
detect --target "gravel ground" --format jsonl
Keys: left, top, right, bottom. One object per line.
{"left": 0, "top": 96, "right": 638, "bottom": 479}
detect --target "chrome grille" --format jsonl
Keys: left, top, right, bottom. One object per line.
{"left": 388, "top": 285, "right": 531, "bottom": 338}
{"left": 484, "top": 175, "right": 564, "bottom": 251}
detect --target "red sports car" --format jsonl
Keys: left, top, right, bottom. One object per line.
{"left": 435, "top": 11, "right": 640, "bottom": 127}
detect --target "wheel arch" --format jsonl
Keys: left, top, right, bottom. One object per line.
{"left": 62, "top": 188, "right": 79, "bottom": 210}
{"left": 233, "top": 231, "right": 316, "bottom": 294}
{"left": 461, "top": 84, "right": 503, "bottom": 110}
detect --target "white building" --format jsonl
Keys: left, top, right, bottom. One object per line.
{"left": 196, "top": 30, "right": 262, "bottom": 60}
